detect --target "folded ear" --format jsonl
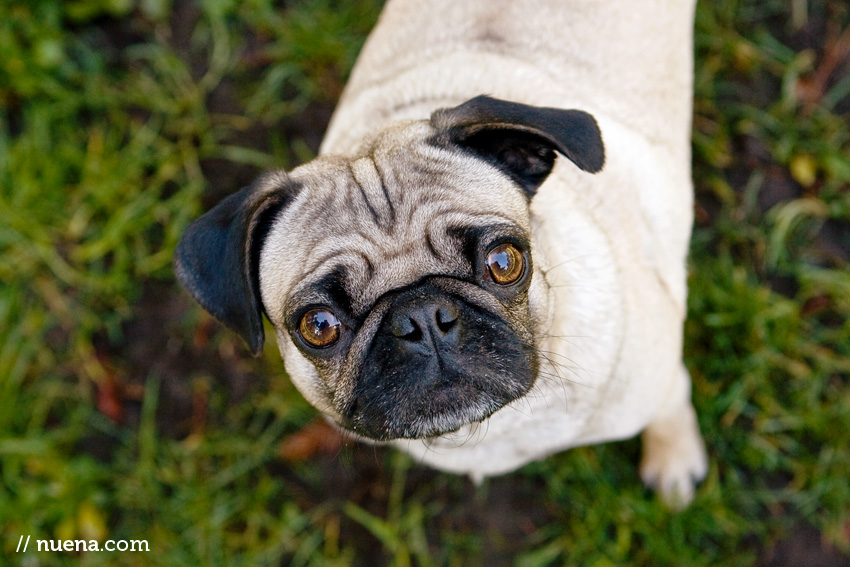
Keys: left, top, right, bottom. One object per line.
{"left": 431, "top": 95, "right": 605, "bottom": 196}
{"left": 173, "top": 172, "right": 298, "bottom": 356}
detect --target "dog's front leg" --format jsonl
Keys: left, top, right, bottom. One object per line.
{"left": 639, "top": 366, "right": 708, "bottom": 509}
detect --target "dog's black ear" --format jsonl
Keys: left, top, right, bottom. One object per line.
{"left": 431, "top": 95, "right": 605, "bottom": 196}
{"left": 174, "top": 173, "right": 298, "bottom": 356}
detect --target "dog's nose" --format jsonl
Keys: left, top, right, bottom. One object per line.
{"left": 386, "top": 300, "right": 459, "bottom": 349}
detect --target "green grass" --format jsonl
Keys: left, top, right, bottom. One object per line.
{"left": 1, "top": 0, "right": 848, "bottom": 565}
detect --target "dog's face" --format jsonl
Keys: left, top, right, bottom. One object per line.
{"left": 175, "top": 96, "right": 604, "bottom": 441}
{"left": 260, "top": 122, "right": 543, "bottom": 440}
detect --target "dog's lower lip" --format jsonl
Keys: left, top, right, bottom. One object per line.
{"left": 344, "top": 385, "right": 523, "bottom": 441}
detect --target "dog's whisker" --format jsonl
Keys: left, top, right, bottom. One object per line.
{"left": 539, "top": 333, "right": 590, "bottom": 352}
{"left": 534, "top": 352, "right": 575, "bottom": 410}
{"left": 536, "top": 350, "right": 593, "bottom": 386}
{"left": 546, "top": 283, "right": 617, "bottom": 291}
{"left": 539, "top": 252, "right": 603, "bottom": 274}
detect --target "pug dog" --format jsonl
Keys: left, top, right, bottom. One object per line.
{"left": 175, "top": 0, "right": 707, "bottom": 507}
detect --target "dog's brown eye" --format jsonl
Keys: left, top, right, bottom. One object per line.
{"left": 485, "top": 243, "right": 524, "bottom": 285}
{"left": 299, "top": 309, "right": 341, "bottom": 348}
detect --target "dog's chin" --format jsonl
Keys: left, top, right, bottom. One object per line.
{"left": 344, "top": 372, "right": 532, "bottom": 441}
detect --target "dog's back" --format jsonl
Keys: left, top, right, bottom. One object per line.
{"left": 322, "top": 0, "right": 696, "bottom": 171}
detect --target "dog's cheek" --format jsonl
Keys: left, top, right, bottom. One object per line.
{"left": 277, "top": 331, "right": 343, "bottom": 422}
{"left": 525, "top": 265, "right": 553, "bottom": 341}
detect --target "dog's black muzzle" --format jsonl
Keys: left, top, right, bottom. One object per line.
{"left": 343, "top": 280, "right": 536, "bottom": 440}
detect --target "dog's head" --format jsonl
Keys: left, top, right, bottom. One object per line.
{"left": 175, "top": 96, "right": 604, "bottom": 440}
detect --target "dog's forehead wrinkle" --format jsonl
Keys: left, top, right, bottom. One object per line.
{"left": 294, "top": 137, "right": 531, "bottom": 238}
{"left": 348, "top": 210, "right": 529, "bottom": 312}
{"left": 269, "top": 129, "right": 536, "bottom": 316}
{"left": 350, "top": 250, "right": 453, "bottom": 315}
{"left": 277, "top": 205, "right": 530, "bottom": 322}
{"left": 348, "top": 157, "right": 396, "bottom": 229}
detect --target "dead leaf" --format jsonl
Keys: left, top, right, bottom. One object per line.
{"left": 795, "top": 26, "right": 850, "bottom": 107}
{"left": 95, "top": 368, "right": 123, "bottom": 424}
{"left": 278, "top": 419, "right": 347, "bottom": 462}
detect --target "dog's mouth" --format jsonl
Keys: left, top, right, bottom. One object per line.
{"left": 339, "top": 281, "right": 537, "bottom": 441}
{"left": 345, "top": 361, "right": 528, "bottom": 440}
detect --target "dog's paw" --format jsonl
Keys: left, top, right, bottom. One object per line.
{"left": 639, "top": 403, "right": 708, "bottom": 510}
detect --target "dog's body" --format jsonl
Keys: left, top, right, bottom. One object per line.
{"left": 176, "top": 0, "right": 707, "bottom": 505}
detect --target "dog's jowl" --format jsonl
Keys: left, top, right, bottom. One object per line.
{"left": 175, "top": 0, "right": 707, "bottom": 508}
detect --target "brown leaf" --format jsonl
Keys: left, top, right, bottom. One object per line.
{"left": 795, "top": 26, "right": 850, "bottom": 107}
{"left": 278, "top": 419, "right": 347, "bottom": 462}
{"left": 190, "top": 378, "right": 210, "bottom": 436}
{"left": 800, "top": 294, "right": 831, "bottom": 317}
{"left": 96, "top": 374, "right": 124, "bottom": 424}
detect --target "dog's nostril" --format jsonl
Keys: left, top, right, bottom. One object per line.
{"left": 399, "top": 319, "right": 423, "bottom": 342}
{"left": 387, "top": 301, "right": 459, "bottom": 343}
{"left": 435, "top": 305, "right": 458, "bottom": 334}
{"left": 389, "top": 313, "right": 423, "bottom": 341}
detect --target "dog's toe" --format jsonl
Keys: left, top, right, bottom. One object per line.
{"left": 639, "top": 401, "right": 708, "bottom": 510}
